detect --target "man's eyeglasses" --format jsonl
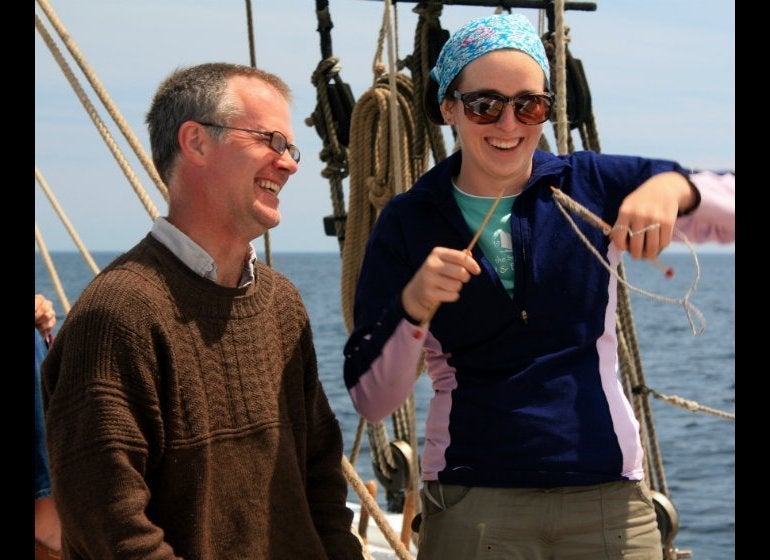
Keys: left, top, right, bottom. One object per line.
{"left": 451, "top": 91, "right": 554, "bottom": 125}
{"left": 198, "top": 122, "right": 301, "bottom": 163}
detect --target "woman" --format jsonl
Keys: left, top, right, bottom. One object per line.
{"left": 35, "top": 294, "right": 61, "bottom": 560}
{"left": 342, "top": 13, "right": 734, "bottom": 560}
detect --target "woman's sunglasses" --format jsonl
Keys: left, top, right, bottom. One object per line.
{"left": 452, "top": 91, "right": 554, "bottom": 125}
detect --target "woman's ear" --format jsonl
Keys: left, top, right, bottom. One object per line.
{"left": 440, "top": 99, "right": 455, "bottom": 126}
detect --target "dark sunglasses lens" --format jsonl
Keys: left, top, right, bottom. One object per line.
{"left": 462, "top": 93, "right": 503, "bottom": 124}
{"left": 515, "top": 95, "right": 551, "bottom": 125}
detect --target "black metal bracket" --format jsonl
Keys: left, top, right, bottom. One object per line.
{"left": 362, "top": 0, "right": 597, "bottom": 12}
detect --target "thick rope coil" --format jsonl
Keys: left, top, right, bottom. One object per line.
{"left": 340, "top": 74, "right": 424, "bottom": 502}
{"left": 311, "top": 57, "right": 348, "bottom": 156}
{"left": 341, "top": 72, "right": 427, "bottom": 333}
{"left": 367, "top": 422, "right": 400, "bottom": 482}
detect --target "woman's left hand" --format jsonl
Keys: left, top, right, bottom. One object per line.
{"left": 610, "top": 172, "right": 698, "bottom": 260}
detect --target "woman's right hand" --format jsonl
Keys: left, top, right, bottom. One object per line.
{"left": 35, "top": 293, "right": 57, "bottom": 339}
{"left": 401, "top": 247, "right": 481, "bottom": 323}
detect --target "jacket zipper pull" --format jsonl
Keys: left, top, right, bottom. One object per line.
{"left": 521, "top": 310, "right": 529, "bottom": 324}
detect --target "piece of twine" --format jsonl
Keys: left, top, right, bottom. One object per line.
{"left": 550, "top": 187, "right": 706, "bottom": 336}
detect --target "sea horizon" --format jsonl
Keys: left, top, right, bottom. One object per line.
{"left": 35, "top": 243, "right": 736, "bottom": 256}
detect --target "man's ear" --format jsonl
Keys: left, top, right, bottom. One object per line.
{"left": 177, "top": 121, "right": 210, "bottom": 164}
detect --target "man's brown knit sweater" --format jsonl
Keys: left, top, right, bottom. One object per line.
{"left": 42, "top": 235, "right": 363, "bottom": 559}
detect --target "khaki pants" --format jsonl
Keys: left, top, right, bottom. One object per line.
{"left": 416, "top": 480, "right": 662, "bottom": 560}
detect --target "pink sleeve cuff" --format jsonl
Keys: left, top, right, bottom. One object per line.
{"left": 676, "top": 171, "right": 735, "bottom": 243}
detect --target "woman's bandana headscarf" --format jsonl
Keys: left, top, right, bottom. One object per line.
{"left": 431, "top": 13, "right": 550, "bottom": 104}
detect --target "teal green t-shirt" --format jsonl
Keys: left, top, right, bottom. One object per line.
{"left": 453, "top": 184, "right": 518, "bottom": 298}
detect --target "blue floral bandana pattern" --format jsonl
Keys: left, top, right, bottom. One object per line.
{"left": 431, "top": 14, "right": 550, "bottom": 103}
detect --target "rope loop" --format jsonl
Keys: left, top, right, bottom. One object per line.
{"left": 311, "top": 56, "right": 343, "bottom": 86}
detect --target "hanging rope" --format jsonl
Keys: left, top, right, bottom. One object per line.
{"left": 406, "top": 1, "right": 448, "bottom": 165}
{"left": 382, "top": 0, "right": 406, "bottom": 196}
{"left": 616, "top": 300, "right": 670, "bottom": 495}
{"left": 309, "top": 1, "right": 356, "bottom": 250}
{"left": 340, "top": 1, "right": 432, "bottom": 518}
{"left": 309, "top": 56, "right": 353, "bottom": 251}
{"left": 552, "top": 0, "right": 569, "bottom": 154}
{"left": 539, "top": 5, "right": 701, "bottom": 557}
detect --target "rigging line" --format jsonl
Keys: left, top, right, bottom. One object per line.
{"left": 242, "top": 0, "right": 273, "bottom": 268}
{"left": 35, "top": 13, "right": 161, "bottom": 221}
{"left": 553, "top": 0, "right": 569, "bottom": 154}
{"left": 635, "top": 385, "right": 735, "bottom": 421}
{"left": 36, "top": 0, "right": 169, "bottom": 203}
{"left": 244, "top": 0, "right": 256, "bottom": 67}
{"left": 550, "top": 187, "right": 706, "bottom": 336}
{"left": 382, "top": 0, "right": 405, "bottom": 195}
{"left": 35, "top": 166, "right": 100, "bottom": 277}
{"left": 35, "top": 223, "right": 71, "bottom": 315}
{"left": 342, "top": 455, "right": 414, "bottom": 560}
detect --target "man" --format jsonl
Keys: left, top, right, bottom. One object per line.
{"left": 42, "top": 63, "right": 363, "bottom": 559}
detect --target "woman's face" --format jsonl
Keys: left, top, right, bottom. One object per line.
{"left": 441, "top": 49, "right": 547, "bottom": 196}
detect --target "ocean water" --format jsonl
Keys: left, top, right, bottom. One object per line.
{"left": 35, "top": 249, "right": 735, "bottom": 559}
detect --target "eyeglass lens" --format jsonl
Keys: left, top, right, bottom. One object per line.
{"left": 269, "top": 131, "right": 300, "bottom": 163}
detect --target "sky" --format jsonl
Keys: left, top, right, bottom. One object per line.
{"left": 35, "top": 0, "right": 735, "bottom": 254}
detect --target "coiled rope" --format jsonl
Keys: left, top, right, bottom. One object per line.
{"left": 340, "top": 73, "right": 429, "bottom": 332}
